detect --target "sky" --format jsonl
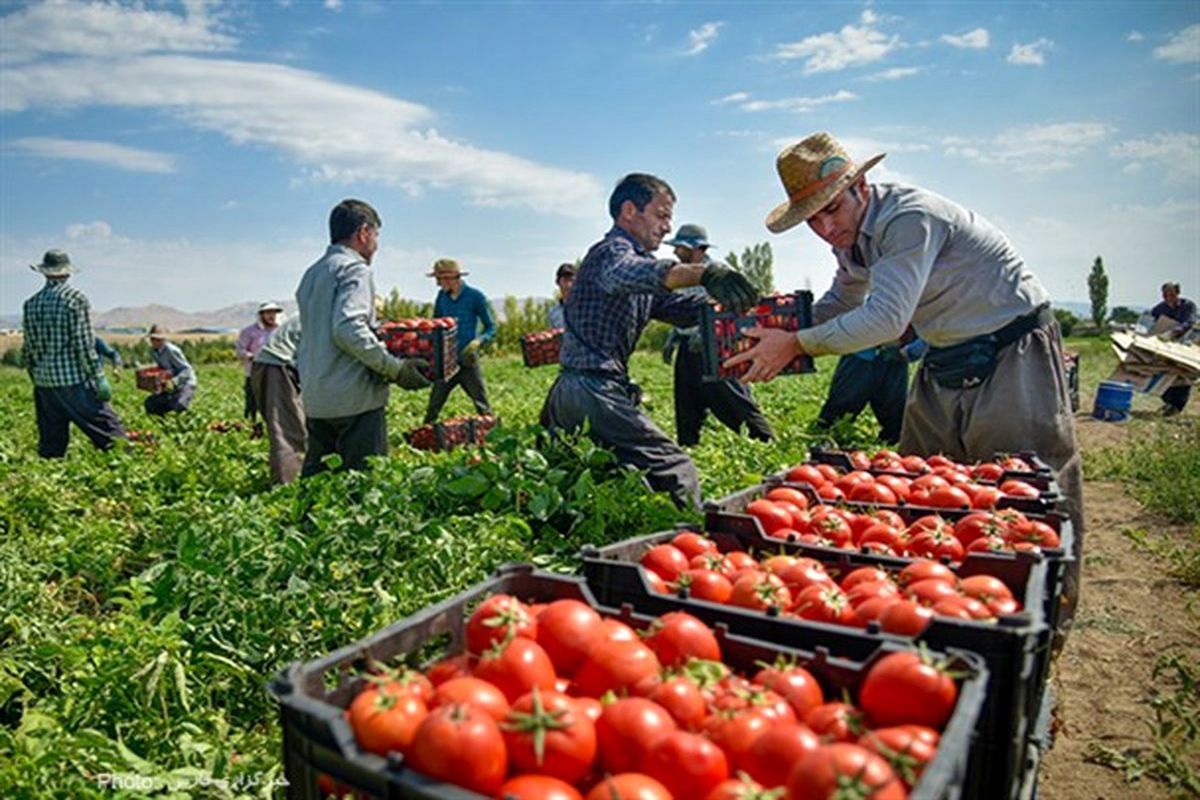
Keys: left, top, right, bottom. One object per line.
{"left": 1, "top": 0, "right": 1198, "bottom": 318}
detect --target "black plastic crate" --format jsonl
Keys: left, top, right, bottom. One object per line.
{"left": 519, "top": 329, "right": 563, "bottom": 368}
{"left": 269, "top": 564, "right": 986, "bottom": 800}
{"left": 404, "top": 415, "right": 497, "bottom": 452}
{"left": 698, "top": 291, "right": 816, "bottom": 381}
{"left": 379, "top": 320, "right": 459, "bottom": 383}
{"left": 581, "top": 523, "right": 1048, "bottom": 800}
{"left": 806, "top": 448, "right": 1061, "bottom": 497}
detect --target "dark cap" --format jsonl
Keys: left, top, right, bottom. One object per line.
{"left": 556, "top": 263, "right": 577, "bottom": 280}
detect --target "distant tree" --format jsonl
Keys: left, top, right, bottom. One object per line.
{"left": 726, "top": 242, "right": 775, "bottom": 296}
{"left": 1053, "top": 308, "right": 1079, "bottom": 337}
{"left": 1087, "top": 256, "right": 1109, "bottom": 331}
{"left": 1109, "top": 306, "right": 1141, "bottom": 325}
{"left": 381, "top": 288, "right": 430, "bottom": 321}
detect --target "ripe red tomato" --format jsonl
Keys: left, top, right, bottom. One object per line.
{"left": 766, "top": 486, "right": 810, "bottom": 509}
{"left": 408, "top": 703, "right": 508, "bottom": 796}
{"left": 640, "top": 544, "right": 690, "bottom": 582}
{"left": 788, "top": 743, "right": 905, "bottom": 800}
{"left": 535, "top": 599, "right": 604, "bottom": 675}
{"left": 859, "top": 523, "right": 906, "bottom": 553}
{"left": 431, "top": 677, "right": 510, "bottom": 722}
{"left": 875, "top": 474, "right": 912, "bottom": 502}
{"left": 729, "top": 571, "right": 791, "bottom": 612}
{"left": 739, "top": 722, "right": 821, "bottom": 788}
{"left": 853, "top": 595, "right": 902, "bottom": 625}
{"left": 905, "top": 578, "right": 960, "bottom": 607}
{"left": 348, "top": 683, "right": 428, "bottom": 757}
{"left": 649, "top": 676, "right": 708, "bottom": 730}
{"left": 475, "top": 637, "right": 558, "bottom": 704}
{"left": 804, "top": 701, "right": 866, "bottom": 743}
{"left": 502, "top": 688, "right": 597, "bottom": 784}
{"left": 786, "top": 464, "right": 827, "bottom": 487}
{"left": 1000, "top": 479, "right": 1040, "bottom": 498}
{"left": 466, "top": 594, "right": 537, "bottom": 655}
{"left": 745, "top": 499, "right": 794, "bottom": 535}
{"left": 425, "top": 654, "right": 471, "bottom": 686}
{"left": 959, "top": 574, "right": 1014, "bottom": 604}
{"left": 926, "top": 485, "right": 972, "bottom": 510}
{"left": 969, "top": 485, "right": 1004, "bottom": 509}
{"left": 777, "top": 559, "right": 834, "bottom": 595}
{"left": 900, "top": 455, "right": 929, "bottom": 474}
{"left": 643, "top": 569, "right": 669, "bottom": 594}
{"left": 706, "top": 708, "right": 773, "bottom": 773}
{"left": 840, "top": 567, "right": 893, "bottom": 591}
{"left": 671, "top": 530, "right": 718, "bottom": 559}
{"left": 573, "top": 695, "right": 603, "bottom": 724}
{"left": 846, "top": 579, "right": 901, "bottom": 609}
{"left": 642, "top": 730, "right": 730, "bottom": 799}
{"left": 859, "top": 651, "right": 960, "bottom": 729}
{"left": 811, "top": 514, "right": 854, "bottom": 547}
{"left": 953, "top": 512, "right": 1005, "bottom": 546}
{"left": 793, "top": 584, "right": 856, "bottom": 625}
{"left": 912, "top": 474, "right": 950, "bottom": 493}
{"left": 966, "top": 534, "right": 1008, "bottom": 554}
{"left": 753, "top": 663, "right": 825, "bottom": 718}
{"left": 848, "top": 451, "right": 872, "bottom": 470}
{"left": 905, "top": 529, "right": 965, "bottom": 562}
{"left": 643, "top": 612, "right": 721, "bottom": 667}
{"left": 677, "top": 568, "right": 734, "bottom": 604}
{"left": 497, "top": 774, "right": 583, "bottom": 800}
{"left": 971, "top": 462, "right": 1005, "bottom": 482}
{"left": 932, "top": 595, "right": 992, "bottom": 620}
{"left": 849, "top": 481, "right": 898, "bottom": 505}
{"left": 816, "top": 483, "right": 845, "bottom": 502}
{"left": 878, "top": 600, "right": 935, "bottom": 636}
{"left": 584, "top": 773, "right": 671, "bottom": 800}
{"left": 595, "top": 697, "right": 677, "bottom": 774}
{"left": 571, "top": 639, "right": 662, "bottom": 698}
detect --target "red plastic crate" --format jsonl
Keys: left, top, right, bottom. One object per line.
{"left": 699, "top": 291, "right": 815, "bottom": 380}
{"left": 379, "top": 318, "right": 458, "bottom": 382}
{"left": 520, "top": 328, "right": 563, "bottom": 368}
{"left": 405, "top": 414, "right": 497, "bottom": 452}
{"left": 135, "top": 366, "right": 171, "bottom": 393}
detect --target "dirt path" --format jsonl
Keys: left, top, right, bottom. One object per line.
{"left": 1039, "top": 416, "right": 1200, "bottom": 799}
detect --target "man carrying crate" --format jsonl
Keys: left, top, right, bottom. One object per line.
{"left": 423, "top": 258, "right": 496, "bottom": 424}
{"left": 661, "top": 223, "right": 772, "bottom": 446}
{"left": 726, "top": 133, "right": 1083, "bottom": 638}
{"left": 144, "top": 325, "right": 197, "bottom": 415}
{"left": 540, "top": 173, "right": 758, "bottom": 510}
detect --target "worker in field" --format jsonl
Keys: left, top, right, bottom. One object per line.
{"left": 251, "top": 316, "right": 305, "bottom": 484}
{"left": 295, "top": 199, "right": 429, "bottom": 476}
{"left": 422, "top": 258, "right": 496, "bottom": 424}
{"left": 547, "top": 263, "right": 576, "bottom": 329}
{"left": 21, "top": 249, "right": 127, "bottom": 456}
{"left": 1151, "top": 282, "right": 1196, "bottom": 416}
{"left": 540, "top": 173, "right": 758, "bottom": 510}
{"left": 144, "top": 325, "right": 197, "bottom": 415}
{"left": 236, "top": 301, "right": 283, "bottom": 426}
{"left": 94, "top": 336, "right": 123, "bottom": 370}
{"left": 815, "top": 325, "right": 926, "bottom": 444}
{"left": 661, "top": 223, "right": 772, "bottom": 447}
{"left": 726, "top": 133, "right": 1083, "bottom": 635}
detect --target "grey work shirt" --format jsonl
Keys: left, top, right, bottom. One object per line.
{"left": 152, "top": 341, "right": 196, "bottom": 389}
{"left": 798, "top": 182, "right": 1049, "bottom": 355}
{"left": 254, "top": 316, "right": 301, "bottom": 368}
{"left": 295, "top": 244, "right": 403, "bottom": 419}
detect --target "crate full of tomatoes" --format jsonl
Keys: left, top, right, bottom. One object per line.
{"left": 807, "top": 448, "right": 1059, "bottom": 497}
{"left": 520, "top": 328, "right": 564, "bottom": 368}
{"left": 269, "top": 564, "right": 986, "bottom": 800}
{"left": 698, "top": 291, "right": 816, "bottom": 381}
{"left": 582, "top": 519, "right": 1050, "bottom": 800}
{"left": 405, "top": 415, "right": 498, "bottom": 452}
{"left": 379, "top": 318, "right": 459, "bottom": 382}
{"left": 135, "top": 366, "right": 171, "bottom": 393}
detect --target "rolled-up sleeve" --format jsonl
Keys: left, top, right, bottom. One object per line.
{"left": 797, "top": 212, "right": 947, "bottom": 356}
{"left": 332, "top": 263, "right": 402, "bottom": 380}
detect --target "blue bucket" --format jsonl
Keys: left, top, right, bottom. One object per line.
{"left": 1093, "top": 380, "right": 1134, "bottom": 421}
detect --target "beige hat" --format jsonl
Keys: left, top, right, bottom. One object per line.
{"left": 30, "top": 249, "right": 77, "bottom": 277}
{"left": 257, "top": 301, "right": 284, "bottom": 314}
{"left": 145, "top": 324, "right": 168, "bottom": 341}
{"left": 427, "top": 258, "right": 468, "bottom": 278}
{"left": 765, "top": 132, "right": 886, "bottom": 234}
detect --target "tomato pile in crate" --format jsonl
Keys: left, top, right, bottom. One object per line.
{"left": 582, "top": 518, "right": 1050, "bottom": 800}
{"left": 405, "top": 415, "right": 498, "bottom": 452}
{"left": 135, "top": 366, "right": 171, "bottom": 392}
{"left": 699, "top": 291, "right": 816, "bottom": 381}
{"left": 520, "top": 328, "right": 564, "bottom": 368}
{"left": 379, "top": 317, "right": 459, "bottom": 382}
{"left": 269, "top": 566, "right": 985, "bottom": 800}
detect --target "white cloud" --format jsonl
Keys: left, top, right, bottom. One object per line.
{"left": 1154, "top": 24, "right": 1200, "bottom": 63}
{"left": 942, "top": 122, "right": 1113, "bottom": 173}
{"left": 1007, "top": 38, "right": 1053, "bottom": 66}
{"left": 9, "top": 136, "right": 177, "bottom": 174}
{"left": 685, "top": 21, "right": 724, "bottom": 56}
{"left": 0, "top": 0, "right": 235, "bottom": 65}
{"left": 941, "top": 28, "right": 990, "bottom": 49}
{"left": 65, "top": 221, "right": 116, "bottom": 240}
{"left": 1111, "top": 132, "right": 1200, "bottom": 181}
{"left": 733, "top": 90, "right": 859, "bottom": 113}
{"left": 713, "top": 92, "right": 751, "bottom": 105}
{"left": 324, "top": 0, "right": 344, "bottom": 9}
{"left": 864, "top": 66, "right": 923, "bottom": 81}
{"left": 771, "top": 13, "right": 902, "bottom": 74}
{"left": 1126, "top": 30, "right": 1144, "bottom": 43}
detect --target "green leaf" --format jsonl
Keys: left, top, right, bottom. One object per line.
{"left": 445, "top": 472, "right": 489, "bottom": 497}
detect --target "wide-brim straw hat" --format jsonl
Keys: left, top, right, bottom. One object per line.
{"left": 257, "top": 301, "right": 284, "bottom": 314}
{"left": 427, "top": 257, "right": 469, "bottom": 278}
{"left": 765, "top": 132, "right": 885, "bottom": 234}
{"left": 30, "top": 249, "right": 77, "bottom": 277}
{"left": 144, "top": 324, "right": 168, "bottom": 341}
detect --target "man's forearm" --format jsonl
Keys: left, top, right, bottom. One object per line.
{"left": 663, "top": 263, "right": 706, "bottom": 289}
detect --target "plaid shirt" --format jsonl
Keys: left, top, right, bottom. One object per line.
{"left": 22, "top": 279, "right": 101, "bottom": 388}
{"left": 560, "top": 226, "right": 704, "bottom": 375}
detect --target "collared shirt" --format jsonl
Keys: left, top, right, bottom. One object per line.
{"left": 151, "top": 341, "right": 196, "bottom": 389}
{"left": 22, "top": 279, "right": 101, "bottom": 388}
{"left": 433, "top": 283, "right": 496, "bottom": 355}
{"left": 295, "top": 244, "right": 403, "bottom": 419}
{"left": 236, "top": 321, "right": 277, "bottom": 377}
{"left": 254, "top": 316, "right": 301, "bottom": 368}
{"left": 548, "top": 303, "right": 565, "bottom": 329}
{"left": 1151, "top": 297, "right": 1197, "bottom": 336}
{"left": 560, "top": 226, "right": 704, "bottom": 375}
{"left": 798, "top": 183, "right": 1050, "bottom": 355}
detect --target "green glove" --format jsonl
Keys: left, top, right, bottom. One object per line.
{"left": 162, "top": 378, "right": 176, "bottom": 394}
{"left": 700, "top": 264, "right": 758, "bottom": 314}
{"left": 395, "top": 358, "right": 432, "bottom": 390}
{"left": 463, "top": 338, "right": 482, "bottom": 355}
{"left": 661, "top": 333, "right": 679, "bottom": 364}
{"left": 95, "top": 374, "right": 113, "bottom": 403}
{"left": 461, "top": 338, "right": 482, "bottom": 368}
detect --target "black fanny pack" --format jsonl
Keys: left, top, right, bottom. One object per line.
{"left": 923, "top": 305, "right": 1053, "bottom": 390}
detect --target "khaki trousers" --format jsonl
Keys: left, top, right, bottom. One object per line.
{"left": 251, "top": 362, "right": 306, "bottom": 484}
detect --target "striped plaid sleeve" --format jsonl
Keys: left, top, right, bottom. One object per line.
{"left": 71, "top": 291, "right": 100, "bottom": 381}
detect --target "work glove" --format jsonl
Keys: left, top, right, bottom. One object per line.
{"left": 395, "top": 358, "right": 432, "bottom": 390}
{"left": 700, "top": 264, "right": 757, "bottom": 315}
{"left": 162, "top": 378, "right": 177, "bottom": 394}
{"left": 95, "top": 374, "right": 113, "bottom": 403}
{"left": 661, "top": 332, "right": 679, "bottom": 364}
{"left": 686, "top": 331, "right": 703, "bottom": 353}
{"left": 460, "top": 339, "right": 482, "bottom": 368}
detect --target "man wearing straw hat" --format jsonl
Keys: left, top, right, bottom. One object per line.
{"left": 423, "top": 258, "right": 496, "bottom": 424}
{"left": 727, "top": 132, "right": 1083, "bottom": 637}
{"left": 236, "top": 301, "right": 284, "bottom": 426}
{"left": 21, "top": 249, "right": 126, "bottom": 456}
{"left": 144, "top": 325, "right": 197, "bottom": 415}
{"left": 541, "top": 172, "right": 758, "bottom": 510}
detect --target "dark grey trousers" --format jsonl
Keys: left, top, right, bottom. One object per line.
{"left": 251, "top": 362, "right": 306, "bottom": 484}
{"left": 302, "top": 406, "right": 387, "bottom": 477}
{"left": 144, "top": 384, "right": 194, "bottom": 416}
{"left": 674, "top": 346, "right": 773, "bottom": 447}
{"left": 542, "top": 370, "right": 701, "bottom": 511}
{"left": 34, "top": 383, "right": 126, "bottom": 457}
{"left": 424, "top": 358, "right": 492, "bottom": 424}
{"left": 817, "top": 354, "right": 909, "bottom": 444}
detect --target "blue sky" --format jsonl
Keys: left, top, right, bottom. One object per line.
{"left": 1, "top": 0, "right": 1197, "bottom": 318}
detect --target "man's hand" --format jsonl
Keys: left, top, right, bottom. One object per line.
{"left": 161, "top": 378, "right": 176, "bottom": 394}
{"left": 661, "top": 333, "right": 678, "bottom": 364}
{"left": 461, "top": 339, "right": 482, "bottom": 368}
{"left": 395, "top": 358, "right": 432, "bottom": 390}
{"left": 700, "top": 264, "right": 758, "bottom": 315}
{"left": 723, "top": 326, "right": 805, "bottom": 383}
{"left": 95, "top": 374, "right": 113, "bottom": 402}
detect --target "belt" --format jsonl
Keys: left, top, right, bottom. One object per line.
{"left": 992, "top": 304, "right": 1054, "bottom": 349}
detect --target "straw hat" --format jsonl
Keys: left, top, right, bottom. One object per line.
{"left": 257, "top": 301, "right": 284, "bottom": 314}
{"left": 145, "top": 324, "right": 168, "bottom": 341}
{"left": 765, "top": 133, "right": 885, "bottom": 233}
{"left": 427, "top": 258, "right": 468, "bottom": 278}
{"left": 30, "top": 249, "right": 77, "bottom": 277}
